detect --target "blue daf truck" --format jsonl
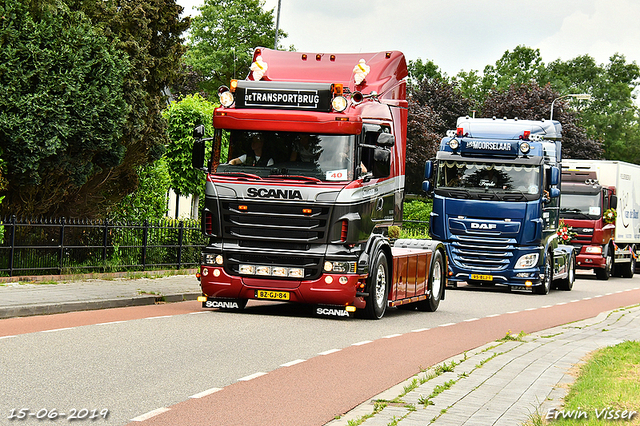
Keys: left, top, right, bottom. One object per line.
{"left": 423, "top": 117, "right": 575, "bottom": 294}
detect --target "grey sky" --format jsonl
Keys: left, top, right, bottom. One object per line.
{"left": 177, "top": 0, "right": 640, "bottom": 78}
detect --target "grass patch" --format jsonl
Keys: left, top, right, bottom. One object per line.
{"left": 529, "top": 341, "right": 640, "bottom": 425}
{"left": 499, "top": 330, "right": 527, "bottom": 342}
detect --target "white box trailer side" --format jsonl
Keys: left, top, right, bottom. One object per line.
{"left": 583, "top": 161, "right": 640, "bottom": 244}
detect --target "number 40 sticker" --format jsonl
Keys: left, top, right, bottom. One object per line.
{"left": 326, "top": 169, "right": 348, "bottom": 181}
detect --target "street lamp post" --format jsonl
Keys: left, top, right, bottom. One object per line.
{"left": 550, "top": 93, "right": 591, "bottom": 121}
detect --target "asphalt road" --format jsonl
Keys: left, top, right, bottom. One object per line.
{"left": 1, "top": 271, "right": 639, "bottom": 426}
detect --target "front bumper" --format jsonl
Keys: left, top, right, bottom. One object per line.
{"left": 198, "top": 265, "right": 366, "bottom": 308}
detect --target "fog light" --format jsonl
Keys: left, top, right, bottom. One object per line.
{"left": 346, "top": 306, "right": 356, "bottom": 312}
{"left": 339, "top": 276, "right": 348, "bottom": 284}
{"left": 202, "top": 268, "right": 209, "bottom": 276}
{"left": 213, "top": 269, "right": 221, "bottom": 277}
{"left": 256, "top": 266, "right": 271, "bottom": 276}
{"left": 525, "top": 281, "right": 533, "bottom": 287}
{"left": 272, "top": 267, "right": 287, "bottom": 277}
{"left": 288, "top": 268, "right": 304, "bottom": 278}
{"left": 239, "top": 265, "right": 255, "bottom": 275}
{"left": 325, "top": 276, "right": 334, "bottom": 284}
{"left": 448, "top": 139, "right": 460, "bottom": 150}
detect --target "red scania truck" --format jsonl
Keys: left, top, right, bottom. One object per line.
{"left": 560, "top": 159, "right": 639, "bottom": 279}
{"left": 191, "top": 47, "right": 446, "bottom": 319}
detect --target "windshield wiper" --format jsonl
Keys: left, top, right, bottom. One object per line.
{"left": 268, "top": 174, "right": 322, "bottom": 183}
{"left": 560, "top": 208, "right": 591, "bottom": 219}
{"left": 210, "top": 171, "right": 262, "bottom": 180}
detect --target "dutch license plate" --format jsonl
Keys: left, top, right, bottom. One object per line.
{"left": 470, "top": 274, "right": 493, "bottom": 281}
{"left": 255, "top": 290, "right": 290, "bottom": 301}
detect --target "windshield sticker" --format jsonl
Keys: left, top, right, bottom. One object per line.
{"left": 589, "top": 207, "right": 601, "bottom": 215}
{"left": 326, "top": 169, "right": 348, "bottom": 181}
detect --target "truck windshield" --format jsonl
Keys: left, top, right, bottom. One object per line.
{"left": 215, "top": 130, "right": 358, "bottom": 182}
{"left": 436, "top": 161, "right": 540, "bottom": 195}
{"left": 560, "top": 193, "right": 601, "bottom": 219}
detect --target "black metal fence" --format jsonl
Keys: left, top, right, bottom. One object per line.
{"left": 0, "top": 216, "right": 206, "bottom": 277}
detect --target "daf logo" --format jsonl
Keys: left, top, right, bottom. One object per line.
{"left": 247, "top": 187, "right": 303, "bottom": 200}
{"left": 470, "top": 222, "right": 497, "bottom": 230}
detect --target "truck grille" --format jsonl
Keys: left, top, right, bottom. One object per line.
{"left": 221, "top": 201, "right": 330, "bottom": 243}
{"left": 219, "top": 201, "right": 331, "bottom": 280}
{"left": 449, "top": 235, "right": 515, "bottom": 271}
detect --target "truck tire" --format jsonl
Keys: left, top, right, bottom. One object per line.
{"left": 595, "top": 248, "right": 612, "bottom": 280}
{"left": 621, "top": 248, "right": 636, "bottom": 278}
{"left": 364, "top": 251, "right": 389, "bottom": 319}
{"left": 417, "top": 249, "right": 445, "bottom": 312}
{"left": 557, "top": 255, "right": 575, "bottom": 291}
{"left": 535, "top": 254, "right": 552, "bottom": 295}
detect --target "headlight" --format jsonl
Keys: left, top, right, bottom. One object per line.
{"left": 585, "top": 246, "right": 602, "bottom": 254}
{"left": 323, "top": 261, "right": 357, "bottom": 273}
{"left": 448, "top": 139, "right": 460, "bottom": 150}
{"left": 515, "top": 253, "right": 539, "bottom": 269}
{"left": 520, "top": 142, "right": 531, "bottom": 154}
{"left": 332, "top": 96, "right": 348, "bottom": 112}
{"left": 219, "top": 90, "right": 234, "bottom": 107}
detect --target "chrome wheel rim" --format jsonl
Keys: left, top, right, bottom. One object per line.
{"left": 375, "top": 264, "right": 386, "bottom": 307}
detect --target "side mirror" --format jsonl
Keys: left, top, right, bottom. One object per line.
{"left": 550, "top": 187, "right": 560, "bottom": 198}
{"left": 610, "top": 194, "right": 618, "bottom": 210}
{"left": 424, "top": 160, "right": 433, "bottom": 180}
{"left": 422, "top": 180, "right": 432, "bottom": 193}
{"left": 193, "top": 124, "right": 205, "bottom": 140}
{"left": 550, "top": 166, "right": 560, "bottom": 186}
{"left": 371, "top": 147, "right": 391, "bottom": 178}
{"left": 192, "top": 139, "right": 206, "bottom": 170}
{"left": 376, "top": 133, "right": 395, "bottom": 147}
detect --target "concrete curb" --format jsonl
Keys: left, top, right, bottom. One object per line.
{"left": 0, "top": 292, "right": 201, "bottom": 319}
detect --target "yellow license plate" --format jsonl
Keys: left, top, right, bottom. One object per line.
{"left": 255, "top": 290, "right": 290, "bottom": 300}
{"left": 470, "top": 274, "right": 493, "bottom": 281}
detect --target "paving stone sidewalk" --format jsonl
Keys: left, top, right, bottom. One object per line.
{"left": 0, "top": 272, "right": 201, "bottom": 319}
{"left": 326, "top": 305, "right": 640, "bottom": 426}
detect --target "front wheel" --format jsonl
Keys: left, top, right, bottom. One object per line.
{"left": 557, "top": 255, "right": 575, "bottom": 291}
{"left": 418, "top": 250, "right": 445, "bottom": 312}
{"left": 535, "top": 254, "right": 552, "bottom": 295}
{"left": 364, "top": 251, "right": 389, "bottom": 320}
{"left": 595, "top": 249, "right": 612, "bottom": 280}
{"left": 621, "top": 246, "right": 636, "bottom": 278}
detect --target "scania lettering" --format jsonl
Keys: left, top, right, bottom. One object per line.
{"left": 561, "top": 159, "right": 639, "bottom": 279}
{"left": 316, "top": 307, "right": 350, "bottom": 317}
{"left": 424, "top": 117, "right": 575, "bottom": 294}
{"left": 246, "top": 188, "right": 303, "bottom": 199}
{"left": 192, "top": 48, "right": 447, "bottom": 319}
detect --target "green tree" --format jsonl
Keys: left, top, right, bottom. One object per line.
{"left": 110, "top": 158, "right": 172, "bottom": 222}
{"left": 406, "top": 77, "right": 470, "bottom": 194}
{"left": 0, "top": 0, "right": 129, "bottom": 217}
{"left": 163, "top": 94, "right": 217, "bottom": 211}
{"left": 407, "top": 58, "right": 444, "bottom": 86}
{"left": 185, "top": 0, "right": 286, "bottom": 96}
{"left": 547, "top": 54, "right": 640, "bottom": 162}
{"left": 482, "top": 45, "right": 548, "bottom": 93}
{"left": 481, "top": 82, "right": 602, "bottom": 160}
{"left": 73, "top": 0, "right": 190, "bottom": 218}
